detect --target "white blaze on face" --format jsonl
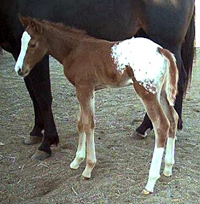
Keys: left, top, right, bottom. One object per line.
{"left": 111, "top": 37, "right": 167, "bottom": 94}
{"left": 15, "top": 31, "right": 31, "bottom": 73}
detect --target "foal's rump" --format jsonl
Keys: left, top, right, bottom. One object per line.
{"left": 111, "top": 37, "right": 178, "bottom": 100}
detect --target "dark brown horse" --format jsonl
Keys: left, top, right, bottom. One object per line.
{"left": 15, "top": 16, "right": 179, "bottom": 194}
{"left": 0, "top": 0, "right": 195, "bottom": 160}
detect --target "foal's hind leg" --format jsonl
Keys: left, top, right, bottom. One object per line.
{"left": 70, "top": 105, "right": 86, "bottom": 169}
{"left": 143, "top": 101, "right": 169, "bottom": 194}
{"left": 134, "top": 85, "right": 169, "bottom": 194}
{"left": 160, "top": 93, "right": 179, "bottom": 177}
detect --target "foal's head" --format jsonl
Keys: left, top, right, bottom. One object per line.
{"left": 15, "top": 15, "right": 48, "bottom": 77}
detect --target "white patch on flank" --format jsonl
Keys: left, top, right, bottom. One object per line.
{"left": 15, "top": 31, "right": 31, "bottom": 73}
{"left": 111, "top": 37, "right": 167, "bottom": 94}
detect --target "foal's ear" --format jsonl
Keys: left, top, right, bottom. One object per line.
{"left": 18, "top": 14, "right": 43, "bottom": 34}
{"left": 28, "top": 18, "right": 43, "bottom": 34}
{"left": 18, "top": 14, "right": 30, "bottom": 28}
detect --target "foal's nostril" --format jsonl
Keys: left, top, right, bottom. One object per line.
{"left": 18, "top": 68, "right": 23, "bottom": 76}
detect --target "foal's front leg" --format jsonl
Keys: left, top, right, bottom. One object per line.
{"left": 70, "top": 106, "right": 86, "bottom": 169}
{"left": 71, "top": 86, "right": 96, "bottom": 178}
{"left": 81, "top": 93, "right": 96, "bottom": 179}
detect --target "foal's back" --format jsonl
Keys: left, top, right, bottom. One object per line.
{"left": 63, "top": 37, "right": 167, "bottom": 92}
{"left": 63, "top": 39, "right": 132, "bottom": 89}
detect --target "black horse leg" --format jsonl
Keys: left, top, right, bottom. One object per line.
{"left": 171, "top": 49, "right": 184, "bottom": 130}
{"left": 12, "top": 52, "right": 44, "bottom": 144}
{"left": 174, "top": 85, "right": 183, "bottom": 130}
{"left": 27, "top": 56, "right": 59, "bottom": 160}
{"left": 0, "top": 47, "right": 3, "bottom": 55}
{"left": 133, "top": 114, "right": 153, "bottom": 139}
{"left": 23, "top": 76, "right": 44, "bottom": 144}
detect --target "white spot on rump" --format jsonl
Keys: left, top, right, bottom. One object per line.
{"left": 111, "top": 37, "right": 167, "bottom": 94}
{"left": 15, "top": 31, "right": 31, "bottom": 73}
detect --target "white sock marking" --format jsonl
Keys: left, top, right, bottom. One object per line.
{"left": 145, "top": 146, "right": 164, "bottom": 192}
{"left": 164, "top": 137, "right": 175, "bottom": 176}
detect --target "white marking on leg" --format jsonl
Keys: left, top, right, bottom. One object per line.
{"left": 82, "top": 96, "right": 96, "bottom": 178}
{"left": 15, "top": 31, "right": 31, "bottom": 73}
{"left": 144, "top": 146, "right": 164, "bottom": 193}
{"left": 163, "top": 137, "right": 175, "bottom": 177}
{"left": 70, "top": 132, "right": 86, "bottom": 169}
{"left": 70, "top": 106, "right": 86, "bottom": 169}
{"left": 82, "top": 129, "right": 96, "bottom": 178}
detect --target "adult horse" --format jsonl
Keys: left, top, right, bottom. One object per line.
{"left": 0, "top": 0, "right": 195, "bottom": 160}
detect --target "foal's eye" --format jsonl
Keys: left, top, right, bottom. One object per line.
{"left": 29, "top": 43, "right": 36, "bottom": 48}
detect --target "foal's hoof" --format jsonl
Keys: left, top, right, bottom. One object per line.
{"left": 131, "top": 131, "right": 147, "bottom": 140}
{"left": 70, "top": 162, "right": 80, "bottom": 170}
{"left": 142, "top": 189, "right": 151, "bottom": 195}
{"left": 31, "top": 150, "right": 51, "bottom": 160}
{"left": 24, "top": 136, "right": 43, "bottom": 145}
{"left": 82, "top": 171, "right": 91, "bottom": 180}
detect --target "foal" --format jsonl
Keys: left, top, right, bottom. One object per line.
{"left": 15, "top": 16, "right": 179, "bottom": 194}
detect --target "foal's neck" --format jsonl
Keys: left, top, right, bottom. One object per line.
{"left": 44, "top": 24, "right": 82, "bottom": 64}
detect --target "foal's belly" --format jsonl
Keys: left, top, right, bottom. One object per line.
{"left": 95, "top": 78, "right": 133, "bottom": 91}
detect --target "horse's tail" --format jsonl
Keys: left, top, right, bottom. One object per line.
{"left": 158, "top": 47, "right": 179, "bottom": 106}
{"left": 181, "top": 7, "right": 195, "bottom": 95}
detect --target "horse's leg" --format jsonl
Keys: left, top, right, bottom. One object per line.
{"left": 160, "top": 92, "right": 179, "bottom": 177}
{"left": 133, "top": 47, "right": 183, "bottom": 140}
{"left": 0, "top": 47, "right": 3, "bottom": 55}
{"left": 173, "top": 49, "right": 184, "bottom": 130}
{"left": 164, "top": 138, "right": 176, "bottom": 176}
{"left": 75, "top": 85, "right": 96, "bottom": 179}
{"left": 23, "top": 76, "right": 44, "bottom": 145}
{"left": 70, "top": 105, "right": 86, "bottom": 169}
{"left": 134, "top": 84, "right": 169, "bottom": 194}
{"left": 12, "top": 53, "right": 44, "bottom": 145}
{"left": 28, "top": 57, "right": 59, "bottom": 160}
{"left": 142, "top": 98, "right": 169, "bottom": 194}
{"left": 132, "top": 114, "right": 153, "bottom": 139}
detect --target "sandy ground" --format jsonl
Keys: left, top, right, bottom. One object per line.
{"left": 0, "top": 49, "right": 199, "bottom": 204}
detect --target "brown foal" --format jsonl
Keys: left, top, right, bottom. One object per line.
{"left": 15, "top": 16, "right": 179, "bottom": 194}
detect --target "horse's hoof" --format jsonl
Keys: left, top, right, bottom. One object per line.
{"left": 131, "top": 131, "right": 147, "bottom": 140}
{"left": 70, "top": 162, "right": 80, "bottom": 170}
{"left": 31, "top": 150, "right": 51, "bottom": 160}
{"left": 142, "top": 189, "right": 151, "bottom": 195}
{"left": 24, "top": 136, "right": 43, "bottom": 145}
{"left": 82, "top": 174, "right": 91, "bottom": 180}
{"left": 82, "top": 170, "right": 92, "bottom": 179}
{"left": 178, "top": 119, "right": 183, "bottom": 130}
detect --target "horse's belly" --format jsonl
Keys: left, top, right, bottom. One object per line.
{"left": 95, "top": 78, "right": 133, "bottom": 91}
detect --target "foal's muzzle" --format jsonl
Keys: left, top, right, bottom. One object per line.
{"left": 17, "top": 67, "right": 30, "bottom": 77}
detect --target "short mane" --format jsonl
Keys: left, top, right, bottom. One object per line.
{"left": 39, "top": 19, "right": 96, "bottom": 40}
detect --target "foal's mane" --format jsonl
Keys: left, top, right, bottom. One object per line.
{"left": 39, "top": 19, "right": 96, "bottom": 40}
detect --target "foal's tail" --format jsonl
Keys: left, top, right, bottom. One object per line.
{"left": 158, "top": 47, "right": 179, "bottom": 106}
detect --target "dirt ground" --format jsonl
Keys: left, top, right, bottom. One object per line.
{"left": 0, "top": 49, "right": 199, "bottom": 204}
